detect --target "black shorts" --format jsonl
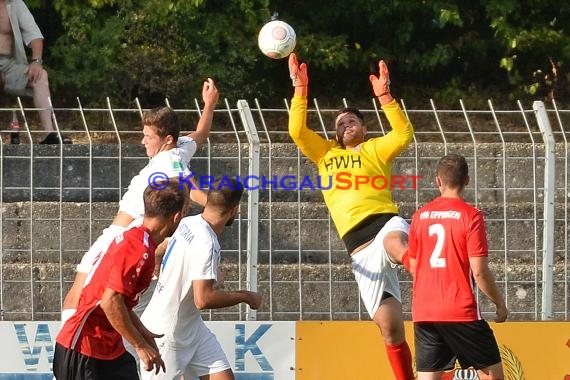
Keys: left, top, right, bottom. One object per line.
{"left": 53, "top": 343, "right": 139, "bottom": 380}
{"left": 414, "top": 320, "right": 501, "bottom": 372}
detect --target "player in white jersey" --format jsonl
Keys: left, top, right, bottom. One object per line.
{"left": 140, "top": 178, "right": 262, "bottom": 380}
{"left": 60, "top": 78, "right": 219, "bottom": 323}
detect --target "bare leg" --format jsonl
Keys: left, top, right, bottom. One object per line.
{"left": 384, "top": 230, "right": 408, "bottom": 264}
{"left": 417, "top": 371, "right": 443, "bottom": 380}
{"left": 374, "top": 229, "right": 414, "bottom": 380}
{"left": 373, "top": 296, "right": 406, "bottom": 345}
{"left": 373, "top": 297, "right": 414, "bottom": 379}
{"left": 477, "top": 363, "right": 504, "bottom": 380}
{"left": 199, "top": 369, "right": 235, "bottom": 380}
{"left": 30, "top": 67, "right": 54, "bottom": 139}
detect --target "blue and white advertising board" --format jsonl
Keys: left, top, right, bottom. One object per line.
{"left": 0, "top": 321, "right": 296, "bottom": 380}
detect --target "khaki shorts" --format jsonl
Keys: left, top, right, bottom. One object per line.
{"left": 0, "top": 56, "right": 33, "bottom": 97}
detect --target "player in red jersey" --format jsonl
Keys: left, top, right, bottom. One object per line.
{"left": 406, "top": 154, "right": 508, "bottom": 380}
{"left": 53, "top": 178, "right": 188, "bottom": 380}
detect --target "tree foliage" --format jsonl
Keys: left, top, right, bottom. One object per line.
{"left": 27, "top": 0, "right": 570, "bottom": 107}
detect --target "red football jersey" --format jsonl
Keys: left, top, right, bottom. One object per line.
{"left": 408, "top": 196, "right": 488, "bottom": 322}
{"left": 56, "top": 226, "right": 156, "bottom": 360}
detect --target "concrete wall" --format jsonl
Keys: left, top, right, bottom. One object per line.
{"left": 0, "top": 143, "right": 568, "bottom": 321}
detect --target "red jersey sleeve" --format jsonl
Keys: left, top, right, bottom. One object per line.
{"left": 107, "top": 237, "right": 154, "bottom": 300}
{"left": 466, "top": 209, "right": 488, "bottom": 257}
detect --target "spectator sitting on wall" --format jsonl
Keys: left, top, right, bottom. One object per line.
{"left": 0, "top": 0, "right": 71, "bottom": 144}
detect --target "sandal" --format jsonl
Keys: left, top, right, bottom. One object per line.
{"left": 39, "top": 132, "right": 72, "bottom": 144}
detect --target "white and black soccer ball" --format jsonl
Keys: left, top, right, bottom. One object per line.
{"left": 258, "top": 20, "right": 296, "bottom": 59}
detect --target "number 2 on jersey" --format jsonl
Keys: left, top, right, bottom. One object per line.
{"left": 429, "top": 223, "right": 446, "bottom": 268}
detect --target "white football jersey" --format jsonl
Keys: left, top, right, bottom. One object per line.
{"left": 119, "top": 136, "right": 197, "bottom": 219}
{"left": 76, "top": 218, "right": 143, "bottom": 274}
{"left": 140, "top": 214, "right": 220, "bottom": 348}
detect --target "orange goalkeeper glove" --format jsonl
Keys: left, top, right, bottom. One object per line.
{"left": 288, "top": 53, "right": 308, "bottom": 97}
{"left": 369, "top": 60, "right": 393, "bottom": 104}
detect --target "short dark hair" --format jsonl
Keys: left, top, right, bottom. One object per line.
{"left": 335, "top": 107, "right": 365, "bottom": 125}
{"left": 142, "top": 106, "right": 180, "bottom": 141}
{"left": 206, "top": 178, "right": 244, "bottom": 214}
{"left": 143, "top": 177, "right": 188, "bottom": 217}
{"left": 436, "top": 154, "right": 469, "bottom": 190}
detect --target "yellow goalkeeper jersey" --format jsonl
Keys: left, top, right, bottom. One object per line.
{"left": 288, "top": 94, "right": 414, "bottom": 238}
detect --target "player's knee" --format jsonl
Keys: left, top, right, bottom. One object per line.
{"left": 39, "top": 68, "right": 49, "bottom": 81}
{"left": 378, "top": 323, "right": 405, "bottom": 345}
{"left": 374, "top": 312, "right": 406, "bottom": 344}
{"left": 383, "top": 231, "right": 408, "bottom": 262}
{"left": 31, "top": 69, "right": 50, "bottom": 88}
{"left": 374, "top": 297, "right": 406, "bottom": 345}
{"left": 477, "top": 364, "right": 504, "bottom": 380}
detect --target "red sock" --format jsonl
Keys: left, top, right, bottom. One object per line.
{"left": 386, "top": 341, "right": 414, "bottom": 380}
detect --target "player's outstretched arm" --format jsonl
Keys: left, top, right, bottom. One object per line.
{"left": 188, "top": 176, "right": 208, "bottom": 207}
{"left": 188, "top": 78, "right": 219, "bottom": 148}
{"left": 287, "top": 53, "right": 329, "bottom": 163}
{"left": 192, "top": 279, "right": 261, "bottom": 310}
{"left": 369, "top": 59, "right": 414, "bottom": 162}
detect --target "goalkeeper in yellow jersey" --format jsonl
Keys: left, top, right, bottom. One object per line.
{"left": 288, "top": 53, "right": 414, "bottom": 380}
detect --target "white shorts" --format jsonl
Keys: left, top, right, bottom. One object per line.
{"left": 76, "top": 224, "right": 126, "bottom": 273}
{"left": 350, "top": 216, "right": 409, "bottom": 318}
{"left": 140, "top": 323, "right": 231, "bottom": 380}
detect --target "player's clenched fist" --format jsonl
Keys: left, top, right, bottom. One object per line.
{"left": 247, "top": 291, "right": 262, "bottom": 310}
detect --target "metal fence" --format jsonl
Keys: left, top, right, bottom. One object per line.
{"left": 0, "top": 97, "right": 568, "bottom": 322}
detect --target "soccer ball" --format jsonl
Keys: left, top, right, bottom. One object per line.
{"left": 258, "top": 20, "right": 296, "bottom": 59}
